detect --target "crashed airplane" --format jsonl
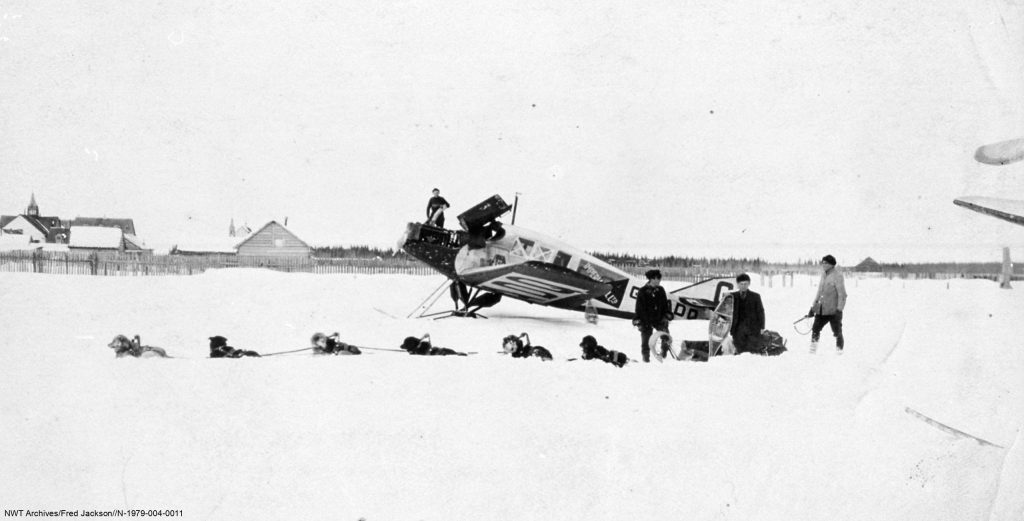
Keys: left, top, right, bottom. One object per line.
{"left": 400, "top": 194, "right": 734, "bottom": 319}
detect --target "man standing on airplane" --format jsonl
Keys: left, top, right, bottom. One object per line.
{"left": 633, "top": 269, "right": 672, "bottom": 362}
{"left": 426, "top": 188, "right": 450, "bottom": 228}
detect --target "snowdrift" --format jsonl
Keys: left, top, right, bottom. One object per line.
{"left": 1, "top": 270, "right": 1022, "bottom": 521}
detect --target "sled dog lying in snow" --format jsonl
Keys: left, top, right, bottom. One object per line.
{"left": 400, "top": 335, "right": 467, "bottom": 356}
{"left": 501, "top": 333, "right": 553, "bottom": 360}
{"left": 310, "top": 332, "right": 362, "bottom": 355}
{"left": 208, "top": 336, "right": 261, "bottom": 358}
{"left": 578, "top": 335, "right": 628, "bottom": 367}
{"left": 108, "top": 334, "right": 171, "bottom": 358}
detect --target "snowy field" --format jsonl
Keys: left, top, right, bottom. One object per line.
{"left": 1, "top": 270, "right": 1022, "bottom": 521}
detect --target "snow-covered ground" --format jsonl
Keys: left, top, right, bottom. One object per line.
{"left": 1, "top": 270, "right": 1022, "bottom": 521}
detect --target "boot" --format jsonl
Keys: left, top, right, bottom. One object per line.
{"left": 809, "top": 341, "right": 818, "bottom": 354}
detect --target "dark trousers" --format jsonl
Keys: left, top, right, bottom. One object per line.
{"left": 427, "top": 212, "right": 445, "bottom": 228}
{"left": 811, "top": 314, "right": 844, "bottom": 348}
{"left": 732, "top": 331, "right": 761, "bottom": 354}
{"left": 639, "top": 321, "right": 669, "bottom": 362}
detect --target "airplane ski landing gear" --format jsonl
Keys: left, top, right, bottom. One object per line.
{"left": 407, "top": 279, "right": 503, "bottom": 320}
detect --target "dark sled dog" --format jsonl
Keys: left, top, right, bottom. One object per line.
{"left": 208, "top": 335, "right": 261, "bottom": 358}
{"left": 579, "top": 335, "right": 628, "bottom": 367}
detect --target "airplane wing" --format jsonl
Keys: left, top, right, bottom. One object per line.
{"left": 459, "top": 261, "right": 613, "bottom": 306}
{"left": 954, "top": 196, "right": 1024, "bottom": 227}
{"left": 974, "top": 138, "right": 1024, "bottom": 166}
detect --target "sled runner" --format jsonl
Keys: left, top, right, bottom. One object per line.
{"left": 708, "top": 293, "right": 734, "bottom": 357}
{"left": 649, "top": 331, "right": 678, "bottom": 362}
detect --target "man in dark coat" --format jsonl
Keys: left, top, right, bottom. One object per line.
{"left": 633, "top": 269, "right": 672, "bottom": 362}
{"left": 425, "top": 188, "right": 450, "bottom": 228}
{"left": 729, "top": 273, "right": 765, "bottom": 354}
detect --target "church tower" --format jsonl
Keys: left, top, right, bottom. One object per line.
{"left": 26, "top": 193, "right": 39, "bottom": 217}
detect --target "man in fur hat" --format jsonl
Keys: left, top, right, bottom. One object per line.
{"left": 633, "top": 269, "right": 672, "bottom": 362}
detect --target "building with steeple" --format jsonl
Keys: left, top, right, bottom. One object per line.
{"left": 2, "top": 194, "right": 147, "bottom": 252}
{"left": 0, "top": 193, "right": 67, "bottom": 243}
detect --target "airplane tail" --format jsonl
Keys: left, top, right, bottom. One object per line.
{"left": 670, "top": 276, "right": 735, "bottom": 308}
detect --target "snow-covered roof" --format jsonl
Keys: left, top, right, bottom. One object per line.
{"left": 235, "top": 221, "right": 310, "bottom": 250}
{"left": 123, "top": 233, "right": 148, "bottom": 251}
{"left": 40, "top": 243, "right": 70, "bottom": 253}
{"left": 69, "top": 226, "right": 123, "bottom": 248}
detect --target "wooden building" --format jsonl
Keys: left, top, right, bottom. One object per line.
{"left": 853, "top": 257, "right": 882, "bottom": 272}
{"left": 0, "top": 194, "right": 67, "bottom": 243}
{"left": 235, "top": 221, "right": 311, "bottom": 258}
{"left": 68, "top": 226, "right": 150, "bottom": 255}
{"left": 1, "top": 194, "right": 140, "bottom": 246}
{"left": 68, "top": 217, "right": 136, "bottom": 236}
{"left": 68, "top": 226, "right": 125, "bottom": 254}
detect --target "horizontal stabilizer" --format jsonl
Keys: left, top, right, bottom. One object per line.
{"left": 680, "top": 296, "right": 716, "bottom": 309}
{"left": 671, "top": 276, "right": 736, "bottom": 306}
{"left": 954, "top": 196, "right": 1024, "bottom": 227}
{"left": 974, "top": 138, "right": 1024, "bottom": 166}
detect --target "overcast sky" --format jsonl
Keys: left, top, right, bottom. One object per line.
{"left": 2, "top": 1, "right": 1023, "bottom": 262}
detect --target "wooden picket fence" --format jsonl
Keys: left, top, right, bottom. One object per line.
{"left": 0, "top": 251, "right": 438, "bottom": 276}
{"left": 0, "top": 251, "right": 747, "bottom": 280}
{"left": 0, "top": 250, "right": 1008, "bottom": 281}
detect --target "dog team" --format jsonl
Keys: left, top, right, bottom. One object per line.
{"left": 106, "top": 331, "right": 638, "bottom": 367}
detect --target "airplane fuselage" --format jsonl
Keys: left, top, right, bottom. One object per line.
{"left": 401, "top": 221, "right": 732, "bottom": 320}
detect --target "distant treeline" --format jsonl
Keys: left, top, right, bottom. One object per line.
{"left": 311, "top": 246, "right": 1018, "bottom": 275}
{"left": 590, "top": 252, "right": 766, "bottom": 270}
{"left": 862, "top": 262, "right": 1021, "bottom": 275}
{"left": 312, "top": 245, "right": 400, "bottom": 258}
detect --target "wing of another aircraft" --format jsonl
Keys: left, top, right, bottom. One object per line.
{"left": 974, "top": 138, "right": 1024, "bottom": 166}
{"left": 459, "top": 260, "right": 613, "bottom": 306}
{"left": 954, "top": 196, "right": 1024, "bottom": 227}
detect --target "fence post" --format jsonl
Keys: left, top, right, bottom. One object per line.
{"left": 1000, "top": 246, "right": 1013, "bottom": 289}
